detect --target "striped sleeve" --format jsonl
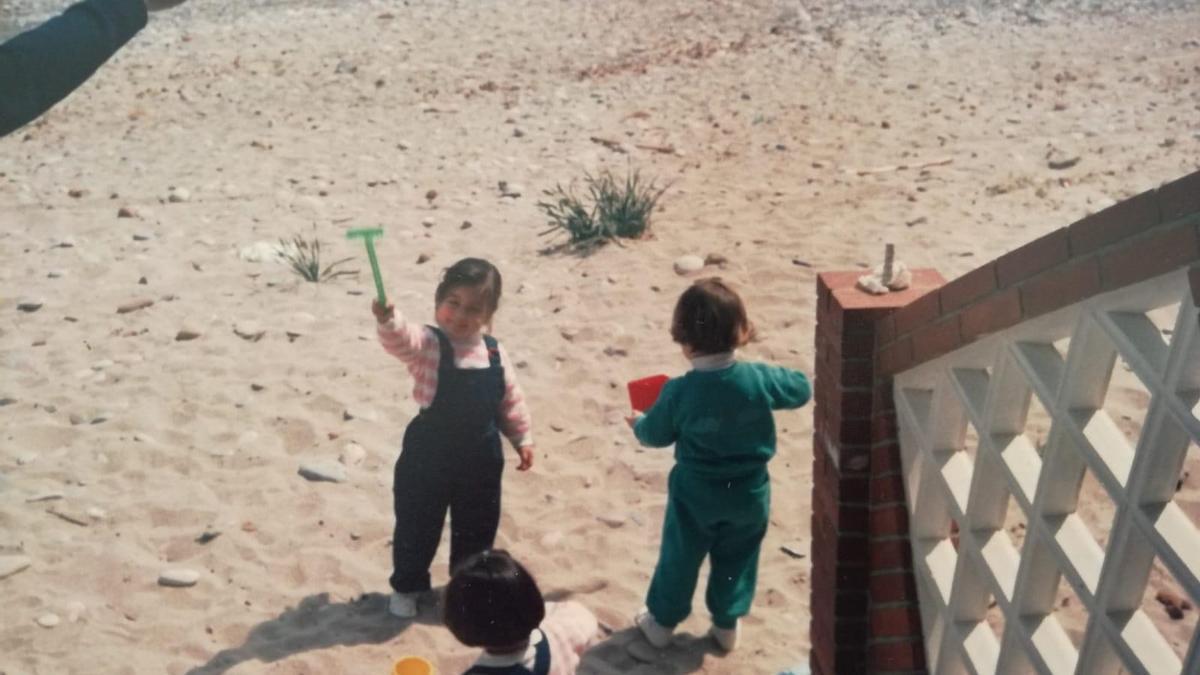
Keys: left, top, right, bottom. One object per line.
{"left": 377, "top": 315, "right": 440, "bottom": 407}
{"left": 496, "top": 343, "right": 534, "bottom": 448}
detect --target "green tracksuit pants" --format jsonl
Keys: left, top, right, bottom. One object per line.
{"left": 645, "top": 465, "right": 771, "bottom": 629}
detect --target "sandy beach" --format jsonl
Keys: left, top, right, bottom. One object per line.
{"left": 2, "top": 0, "right": 1199, "bottom": 672}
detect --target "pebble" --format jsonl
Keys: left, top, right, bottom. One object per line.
{"left": 86, "top": 507, "right": 107, "bottom": 521}
{"left": 167, "top": 187, "right": 191, "bottom": 203}
{"left": 298, "top": 461, "right": 347, "bottom": 483}
{"left": 498, "top": 180, "right": 523, "bottom": 198}
{"left": 673, "top": 255, "right": 705, "bottom": 275}
{"left": 175, "top": 329, "right": 202, "bottom": 341}
{"left": 36, "top": 613, "right": 60, "bottom": 628}
{"left": 339, "top": 442, "right": 367, "bottom": 466}
{"left": 596, "top": 514, "right": 626, "bottom": 528}
{"left": 0, "top": 554, "right": 32, "bottom": 580}
{"left": 47, "top": 270, "right": 66, "bottom": 278}
{"left": 342, "top": 407, "right": 378, "bottom": 422}
{"left": 16, "top": 299, "right": 43, "bottom": 312}
{"left": 117, "top": 206, "right": 137, "bottom": 218}
{"left": 116, "top": 298, "right": 154, "bottom": 314}
{"left": 421, "top": 217, "right": 435, "bottom": 228}
{"left": 158, "top": 569, "right": 201, "bottom": 587}
{"left": 132, "top": 233, "right": 152, "bottom": 241}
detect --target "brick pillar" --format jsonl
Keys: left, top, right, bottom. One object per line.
{"left": 811, "top": 269, "right": 944, "bottom": 675}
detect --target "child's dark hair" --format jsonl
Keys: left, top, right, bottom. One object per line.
{"left": 435, "top": 258, "right": 502, "bottom": 316}
{"left": 443, "top": 549, "right": 545, "bottom": 648}
{"left": 670, "top": 277, "right": 752, "bottom": 355}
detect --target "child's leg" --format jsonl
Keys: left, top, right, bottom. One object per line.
{"left": 390, "top": 441, "right": 452, "bottom": 593}
{"left": 645, "top": 492, "right": 712, "bottom": 626}
{"left": 705, "top": 519, "right": 768, "bottom": 628}
{"left": 705, "top": 476, "right": 771, "bottom": 628}
{"left": 447, "top": 436, "right": 503, "bottom": 573}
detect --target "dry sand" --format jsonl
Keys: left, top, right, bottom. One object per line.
{"left": 1, "top": 0, "right": 1199, "bottom": 673}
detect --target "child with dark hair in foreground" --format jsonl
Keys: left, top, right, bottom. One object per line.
{"left": 444, "top": 549, "right": 599, "bottom": 675}
{"left": 626, "top": 277, "right": 811, "bottom": 652}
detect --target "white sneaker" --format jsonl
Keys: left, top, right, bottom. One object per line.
{"left": 388, "top": 591, "right": 419, "bottom": 618}
{"left": 635, "top": 608, "right": 674, "bottom": 648}
{"left": 710, "top": 622, "right": 740, "bottom": 652}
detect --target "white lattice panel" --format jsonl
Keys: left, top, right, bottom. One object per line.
{"left": 895, "top": 269, "right": 1200, "bottom": 675}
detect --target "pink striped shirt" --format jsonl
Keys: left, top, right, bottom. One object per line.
{"left": 377, "top": 314, "right": 533, "bottom": 448}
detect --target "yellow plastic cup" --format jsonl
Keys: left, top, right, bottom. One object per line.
{"left": 393, "top": 656, "right": 435, "bottom": 675}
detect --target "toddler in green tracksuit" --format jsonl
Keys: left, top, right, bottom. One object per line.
{"left": 625, "top": 277, "right": 811, "bottom": 652}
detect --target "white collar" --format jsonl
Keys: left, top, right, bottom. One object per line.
{"left": 690, "top": 351, "right": 736, "bottom": 371}
{"left": 471, "top": 630, "right": 543, "bottom": 667}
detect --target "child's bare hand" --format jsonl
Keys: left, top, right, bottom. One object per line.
{"left": 516, "top": 445, "right": 534, "bottom": 471}
{"left": 625, "top": 413, "right": 643, "bottom": 428}
{"left": 372, "top": 299, "right": 395, "bottom": 324}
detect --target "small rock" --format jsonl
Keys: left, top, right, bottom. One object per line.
{"left": 704, "top": 253, "right": 729, "bottom": 267}
{"left": 36, "top": 613, "right": 60, "bottom": 628}
{"left": 116, "top": 298, "right": 154, "bottom": 314}
{"left": 69, "top": 413, "right": 85, "bottom": 425}
{"left": 195, "top": 531, "right": 221, "bottom": 544}
{"left": 167, "top": 187, "right": 191, "bottom": 203}
{"left": 597, "top": 514, "right": 626, "bottom": 528}
{"left": 16, "top": 299, "right": 43, "bottom": 312}
{"left": 513, "top": 128, "right": 525, "bottom": 138}
{"left": 47, "top": 270, "right": 66, "bottom": 278}
{"left": 132, "top": 233, "right": 152, "bottom": 241}
{"left": 67, "top": 188, "right": 87, "bottom": 199}
{"left": 86, "top": 507, "right": 107, "bottom": 521}
{"left": 117, "top": 206, "right": 137, "bottom": 218}
{"left": 673, "top": 255, "right": 705, "bottom": 275}
{"left": 339, "top": 442, "right": 367, "bottom": 466}
{"left": 498, "top": 181, "right": 523, "bottom": 198}
{"left": 298, "top": 461, "right": 347, "bottom": 483}
{"left": 425, "top": 189, "right": 438, "bottom": 202}
{"left": 416, "top": 253, "right": 430, "bottom": 264}
{"left": 460, "top": 220, "right": 473, "bottom": 230}
{"left": 0, "top": 554, "right": 32, "bottom": 580}
{"left": 0, "top": 397, "right": 14, "bottom": 407}
{"left": 421, "top": 217, "right": 435, "bottom": 228}
{"left": 175, "top": 330, "right": 201, "bottom": 341}
{"left": 158, "top": 569, "right": 201, "bottom": 587}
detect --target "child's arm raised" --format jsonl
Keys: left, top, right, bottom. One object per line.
{"left": 373, "top": 299, "right": 434, "bottom": 364}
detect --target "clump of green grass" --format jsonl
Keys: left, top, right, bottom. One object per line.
{"left": 279, "top": 234, "right": 356, "bottom": 283}
{"left": 537, "top": 168, "right": 667, "bottom": 249}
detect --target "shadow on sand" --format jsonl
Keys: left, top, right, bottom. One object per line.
{"left": 578, "top": 626, "right": 715, "bottom": 675}
{"left": 186, "top": 591, "right": 440, "bottom": 675}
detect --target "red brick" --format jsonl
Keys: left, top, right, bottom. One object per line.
{"left": 839, "top": 503, "right": 870, "bottom": 535}
{"left": 871, "top": 605, "right": 923, "bottom": 639}
{"left": 877, "top": 336, "right": 914, "bottom": 377}
{"left": 828, "top": 385, "right": 875, "bottom": 420}
{"left": 1020, "top": 257, "right": 1102, "bottom": 319}
{"left": 871, "top": 441, "right": 903, "bottom": 475}
{"left": 872, "top": 411, "right": 898, "bottom": 443}
{"left": 940, "top": 263, "right": 998, "bottom": 312}
{"left": 876, "top": 314, "right": 897, "bottom": 346}
{"left": 834, "top": 649, "right": 867, "bottom": 675}
{"left": 893, "top": 290, "right": 941, "bottom": 336}
{"left": 910, "top": 316, "right": 963, "bottom": 364}
{"left": 1099, "top": 221, "right": 1200, "bottom": 291}
{"left": 869, "top": 638, "right": 927, "bottom": 672}
{"left": 996, "top": 228, "right": 1071, "bottom": 287}
{"left": 870, "top": 571, "right": 918, "bottom": 604}
{"left": 1158, "top": 169, "right": 1200, "bottom": 222}
{"left": 870, "top": 476, "right": 906, "bottom": 505}
{"left": 839, "top": 474, "right": 871, "bottom": 504}
{"left": 840, "top": 533, "right": 870, "bottom": 563}
{"left": 874, "top": 381, "right": 896, "bottom": 413}
{"left": 839, "top": 445, "right": 873, "bottom": 474}
{"left": 870, "top": 538, "right": 914, "bottom": 570}
{"left": 1068, "top": 189, "right": 1160, "bottom": 254}
{"left": 1190, "top": 265, "right": 1200, "bottom": 308}
{"left": 835, "top": 618, "right": 869, "bottom": 646}
{"left": 960, "top": 288, "right": 1022, "bottom": 341}
{"left": 836, "top": 590, "right": 869, "bottom": 617}
{"left": 870, "top": 503, "right": 911, "bottom": 538}
{"left": 837, "top": 564, "right": 869, "bottom": 585}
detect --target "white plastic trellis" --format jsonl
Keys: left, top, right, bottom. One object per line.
{"left": 894, "top": 268, "right": 1200, "bottom": 675}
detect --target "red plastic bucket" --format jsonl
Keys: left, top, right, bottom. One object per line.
{"left": 628, "top": 374, "right": 669, "bottom": 412}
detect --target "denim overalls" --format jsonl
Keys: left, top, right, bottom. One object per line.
{"left": 390, "top": 327, "right": 506, "bottom": 593}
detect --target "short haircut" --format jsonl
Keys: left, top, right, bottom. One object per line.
{"left": 435, "top": 258, "right": 502, "bottom": 316}
{"left": 670, "top": 277, "right": 751, "bottom": 355}
{"left": 443, "top": 549, "right": 545, "bottom": 648}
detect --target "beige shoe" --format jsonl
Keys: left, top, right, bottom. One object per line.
{"left": 710, "top": 622, "right": 740, "bottom": 651}
{"left": 634, "top": 609, "right": 674, "bottom": 648}
{"left": 388, "top": 591, "right": 419, "bottom": 618}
